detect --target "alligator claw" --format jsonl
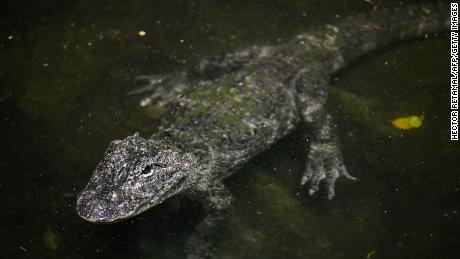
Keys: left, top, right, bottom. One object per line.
{"left": 301, "top": 142, "right": 356, "bottom": 199}
{"left": 128, "top": 73, "right": 188, "bottom": 107}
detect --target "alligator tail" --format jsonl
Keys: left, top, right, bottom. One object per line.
{"left": 333, "top": 3, "right": 449, "bottom": 67}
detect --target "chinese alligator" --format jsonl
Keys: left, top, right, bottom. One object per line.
{"left": 76, "top": 3, "right": 448, "bottom": 258}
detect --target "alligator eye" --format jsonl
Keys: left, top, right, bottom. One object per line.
{"left": 141, "top": 165, "right": 153, "bottom": 176}
{"left": 141, "top": 163, "right": 166, "bottom": 177}
{"left": 153, "top": 163, "right": 166, "bottom": 168}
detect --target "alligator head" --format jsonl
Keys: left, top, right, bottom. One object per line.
{"left": 76, "top": 133, "right": 196, "bottom": 223}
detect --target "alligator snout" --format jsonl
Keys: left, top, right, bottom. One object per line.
{"left": 77, "top": 199, "right": 110, "bottom": 222}
{"left": 77, "top": 197, "right": 118, "bottom": 223}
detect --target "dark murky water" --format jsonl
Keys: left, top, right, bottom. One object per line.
{"left": 0, "top": 0, "right": 457, "bottom": 258}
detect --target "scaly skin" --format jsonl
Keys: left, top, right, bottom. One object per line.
{"left": 77, "top": 3, "right": 448, "bottom": 258}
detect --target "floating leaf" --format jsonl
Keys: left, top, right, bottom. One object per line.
{"left": 42, "top": 226, "right": 59, "bottom": 251}
{"left": 391, "top": 115, "right": 424, "bottom": 130}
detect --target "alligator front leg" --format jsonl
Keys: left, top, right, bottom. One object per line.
{"left": 301, "top": 113, "right": 356, "bottom": 199}
{"left": 190, "top": 46, "right": 272, "bottom": 77}
{"left": 128, "top": 72, "right": 188, "bottom": 107}
{"left": 294, "top": 70, "right": 356, "bottom": 199}
{"left": 185, "top": 180, "right": 233, "bottom": 259}
{"left": 129, "top": 46, "right": 271, "bottom": 107}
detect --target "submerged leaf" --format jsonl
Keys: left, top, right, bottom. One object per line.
{"left": 391, "top": 115, "right": 424, "bottom": 130}
{"left": 42, "top": 226, "right": 59, "bottom": 251}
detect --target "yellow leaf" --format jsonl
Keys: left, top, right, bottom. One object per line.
{"left": 42, "top": 226, "right": 59, "bottom": 251}
{"left": 390, "top": 115, "right": 424, "bottom": 130}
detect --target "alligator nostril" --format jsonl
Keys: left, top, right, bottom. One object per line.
{"left": 78, "top": 199, "right": 112, "bottom": 222}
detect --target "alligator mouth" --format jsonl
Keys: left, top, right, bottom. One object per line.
{"left": 77, "top": 198, "right": 115, "bottom": 223}
{"left": 76, "top": 173, "right": 189, "bottom": 223}
{"left": 76, "top": 191, "right": 137, "bottom": 223}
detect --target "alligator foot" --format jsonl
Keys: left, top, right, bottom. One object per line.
{"left": 301, "top": 141, "right": 356, "bottom": 199}
{"left": 185, "top": 181, "right": 233, "bottom": 259}
{"left": 127, "top": 72, "right": 188, "bottom": 107}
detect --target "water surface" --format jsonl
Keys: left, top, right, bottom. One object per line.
{"left": 0, "top": 0, "right": 457, "bottom": 258}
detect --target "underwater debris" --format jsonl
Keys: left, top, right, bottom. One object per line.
{"left": 362, "top": 22, "right": 384, "bottom": 31}
{"left": 390, "top": 115, "right": 424, "bottom": 130}
{"left": 364, "top": 0, "right": 378, "bottom": 10}
{"left": 42, "top": 226, "right": 59, "bottom": 251}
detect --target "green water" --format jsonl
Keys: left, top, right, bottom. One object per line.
{"left": 0, "top": 0, "right": 457, "bottom": 258}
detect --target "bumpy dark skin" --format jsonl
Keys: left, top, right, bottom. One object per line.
{"left": 77, "top": 3, "right": 448, "bottom": 258}
{"left": 77, "top": 134, "right": 197, "bottom": 222}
